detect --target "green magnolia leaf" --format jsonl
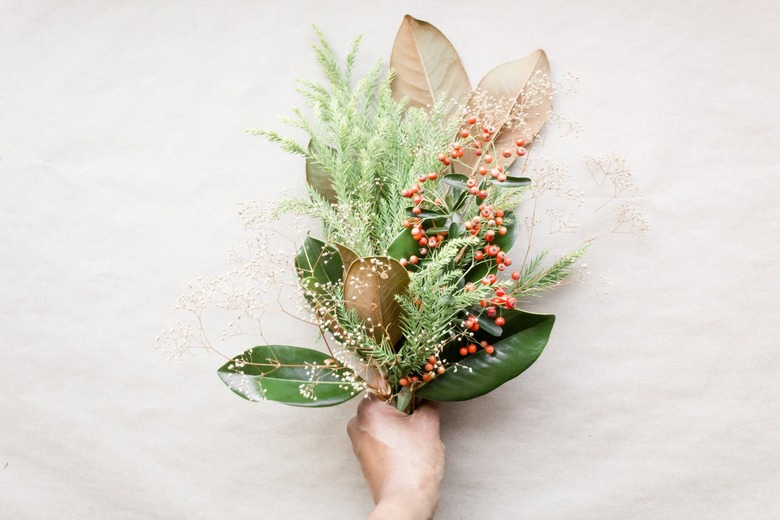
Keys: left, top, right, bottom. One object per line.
{"left": 387, "top": 228, "right": 419, "bottom": 261}
{"left": 464, "top": 260, "right": 495, "bottom": 284}
{"left": 218, "top": 345, "right": 363, "bottom": 407}
{"left": 305, "top": 141, "right": 338, "bottom": 204}
{"left": 416, "top": 310, "right": 555, "bottom": 401}
{"left": 343, "top": 256, "right": 410, "bottom": 345}
{"left": 295, "top": 236, "right": 342, "bottom": 285}
{"left": 490, "top": 176, "right": 532, "bottom": 188}
{"left": 493, "top": 210, "right": 520, "bottom": 253}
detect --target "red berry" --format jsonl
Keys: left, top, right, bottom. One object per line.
{"left": 427, "top": 172, "right": 438, "bottom": 180}
{"left": 478, "top": 166, "right": 488, "bottom": 176}
{"left": 495, "top": 316, "right": 506, "bottom": 326}
{"left": 516, "top": 147, "right": 527, "bottom": 157}
{"left": 467, "top": 116, "right": 477, "bottom": 125}
{"left": 502, "top": 149, "right": 512, "bottom": 158}
{"left": 410, "top": 255, "right": 419, "bottom": 264}
{"left": 511, "top": 271, "right": 520, "bottom": 280}
{"left": 459, "top": 347, "right": 468, "bottom": 356}
{"left": 425, "top": 363, "right": 434, "bottom": 372}
{"left": 484, "top": 154, "right": 493, "bottom": 164}
{"left": 515, "top": 138, "right": 525, "bottom": 147}
{"left": 399, "top": 378, "right": 409, "bottom": 386}
{"left": 412, "top": 207, "right": 422, "bottom": 215}
{"left": 485, "top": 345, "right": 495, "bottom": 354}
{"left": 467, "top": 344, "right": 477, "bottom": 354}
{"left": 460, "top": 129, "right": 470, "bottom": 138}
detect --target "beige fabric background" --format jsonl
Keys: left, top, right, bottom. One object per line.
{"left": 2, "top": 1, "right": 778, "bottom": 518}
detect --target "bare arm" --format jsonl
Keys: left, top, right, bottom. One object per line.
{"left": 347, "top": 395, "right": 445, "bottom": 520}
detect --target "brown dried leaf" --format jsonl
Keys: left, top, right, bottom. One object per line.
{"left": 390, "top": 15, "right": 470, "bottom": 115}
{"left": 343, "top": 257, "right": 410, "bottom": 346}
{"left": 334, "top": 243, "right": 359, "bottom": 278}
{"left": 455, "top": 50, "right": 552, "bottom": 175}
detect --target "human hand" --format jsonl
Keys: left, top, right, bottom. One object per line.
{"left": 347, "top": 394, "right": 445, "bottom": 520}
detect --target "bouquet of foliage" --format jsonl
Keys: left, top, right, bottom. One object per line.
{"left": 215, "top": 16, "right": 591, "bottom": 413}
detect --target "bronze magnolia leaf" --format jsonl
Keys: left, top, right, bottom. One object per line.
{"left": 454, "top": 49, "right": 552, "bottom": 175}
{"left": 335, "top": 243, "right": 360, "bottom": 278}
{"left": 390, "top": 15, "right": 470, "bottom": 116}
{"left": 343, "top": 256, "right": 410, "bottom": 346}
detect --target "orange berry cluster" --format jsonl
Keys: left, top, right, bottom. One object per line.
{"left": 398, "top": 355, "right": 448, "bottom": 386}
{"left": 399, "top": 217, "right": 447, "bottom": 266}
{"left": 459, "top": 340, "right": 495, "bottom": 357}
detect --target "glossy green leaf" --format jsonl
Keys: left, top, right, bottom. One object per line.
{"left": 343, "top": 256, "right": 410, "bottom": 345}
{"left": 416, "top": 310, "right": 555, "bottom": 401}
{"left": 491, "top": 176, "right": 532, "bottom": 188}
{"left": 476, "top": 312, "right": 503, "bottom": 336}
{"left": 405, "top": 207, "right": 446, "bottom": 219}
{"left": 305, "top": 141, "right": 338, "bottom": 204}
{"left": 218, "top": 345, "right": 363, "bottom": 407}
{"left": 493, "top": 210, "right": 520, "bottom": 253}
{"left": 426, "top": 226, "right": 450, "bottom": 235}
{"left": 448, "top": 222, "right": 462, "bottom": 239}
{"left": 441, "top": 173, "right": 469, "bottom": 190}
{"left": 295, "top": 236, "right": 342, "bottom": 285}
{"left": 387, "top": 228, "right": 419, "bottom": 261}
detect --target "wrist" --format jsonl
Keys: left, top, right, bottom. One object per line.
{"left": 370, "top": 490, "right": 439, "bottom": 520}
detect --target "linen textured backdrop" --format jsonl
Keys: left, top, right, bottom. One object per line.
{"left": 1, "top": 1, "right": 778, "bottom": 518}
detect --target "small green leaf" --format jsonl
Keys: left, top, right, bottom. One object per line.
{"left": 441, "top": 173, "right": 469, "bottom": 190}
{"left": 218, "top": 345, "right": 363, "bottom": 407}
{"left": 452, "top": 190, "right": 469, "bottom": 211}
{"left": 490, "top": 176, "right": 532, "bottom": 188}
{"left": 305, "top": 141, "right": 338, "bottom": 204}
{"left": 295, "top": 236, "right": 342, "bottom": 285}
{"left": 416, "top": 310, "right": 555, "bottom": 401}
{"left": 405, "top": 207, "right": 446, "bottom": 219}
{"left": 476, "top": 312, "right": 503, "bottom": 336}
{"left": 448, "top": 222, "right": 462, "bottom": 239}
{"left": 426, "top": 226, "right": 450, "bottom": 234}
